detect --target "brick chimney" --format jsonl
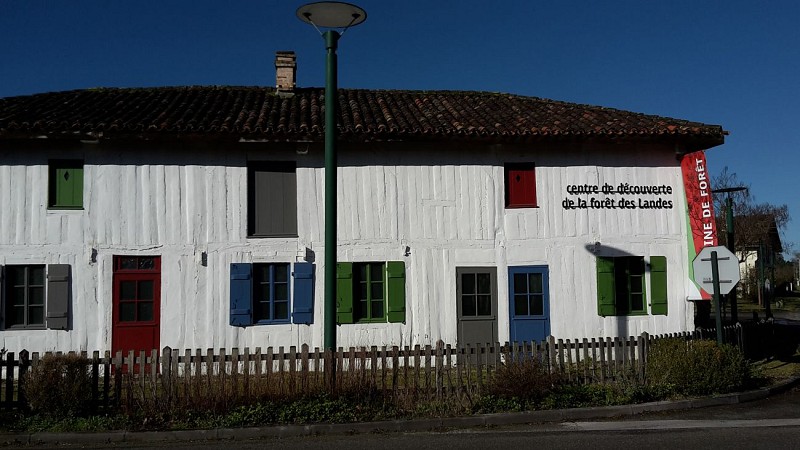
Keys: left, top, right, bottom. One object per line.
{"left": 275, "top": 51, "right": 296, "bottom": 93}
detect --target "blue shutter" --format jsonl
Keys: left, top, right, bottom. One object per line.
{"left": 292, "top": 262, "right": 314, "bottom": 324}
{"left": 230, "top": 263, "right": 253, "bottom": 327}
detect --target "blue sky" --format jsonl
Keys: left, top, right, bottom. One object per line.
{"left": 2, "top": 1, "right": 798, "bottom": 253}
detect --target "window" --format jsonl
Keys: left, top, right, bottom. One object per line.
{"left": 504, "top": 163, "right": 537, "bottom": 208}
{"left": 511, "top": 270, "right": 545, "bottom": 317}
{"left": 336, "top": 261, "right": 405, "bottom": 324}
{"left": 460, "top": 271, "right": 493, "bottom": 317}
{"left": 229, "top": 262, "right": 314, "bottom": 326}
{"left": 1, "top": 264, "right": 71, "bottom": 330}
{"left": 248, "top": 162, "right": 297, "bottom": 237}
{"left": 49, "top": 160, "right": 84, "bottom": 209}
{"left": 596, "top": 256, "right": 667, "bottom": 316}
{"left": 253, "top": 263, "right": 290, "bottom": 323}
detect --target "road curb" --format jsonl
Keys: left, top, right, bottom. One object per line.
{"left": 3, "top": 375, "right": 799, "bottom": 445}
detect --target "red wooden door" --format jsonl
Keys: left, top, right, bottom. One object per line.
{"left": 112, "top": 256, "right": 161, "bottom": 356}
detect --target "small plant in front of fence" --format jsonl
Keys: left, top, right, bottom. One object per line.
{"left": 474, "top": 353, "right": 564, "bottom": 412}
{"left": 646, "top": 338, "right": 753, "bottom": 396}
{"left": 23, "top": 353, "right": 94, "bottom": 418}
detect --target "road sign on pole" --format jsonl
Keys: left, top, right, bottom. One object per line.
{"left": 692, "top": 245, "right": 741, "bottom": 344}
{"left": 692, "top": 246, "right": 741, "bottom": 295}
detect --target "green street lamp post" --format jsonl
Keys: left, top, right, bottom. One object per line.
{"left": 297, "top": 2, "right": 367, "bottom": 354}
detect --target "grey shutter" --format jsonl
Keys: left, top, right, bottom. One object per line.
{"left": 46, "top": 264, "right": 70, "bottom": 330}
{"left": 251, "top": 164, "right": 297, "bottom": 236}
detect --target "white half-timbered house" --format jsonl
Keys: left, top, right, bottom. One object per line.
{"left": 0, "top": 54, "right": 726, "bottom": 354}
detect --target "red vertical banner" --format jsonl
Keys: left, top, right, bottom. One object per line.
{"left": 681, "top": 151, "right": 717, "bottom": 299}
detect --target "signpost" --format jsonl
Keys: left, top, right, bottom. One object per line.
{"left": 692, "top": 246, "right": 741, "bottom": 344}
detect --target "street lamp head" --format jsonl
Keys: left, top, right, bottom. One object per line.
{"left": 296, "top": 2, "right": 367, "bottom": 30}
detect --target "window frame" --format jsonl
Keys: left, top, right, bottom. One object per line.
{"left": 336, "top": 261, "right": 405, "bottom": 324}
{"left": 597, "top": 256, "right": 649, "bottom": 317}
{"left": 3, "top": 264, "right": 47, "bottom": 330}
{"left": 456, "top": 267, "right": 498, "bottom": 321}
{"left": 353, "top": 262, "right": 387, "bottom": 323}
{"left": 614, "top": 256, "right": 647, "bottom": 316}
{"left": 247, "top": 161, "right": 298, "bottom": 238}
{"left": 504, "top": 162, "right": 537, "bottom": 208}
{"left": 252, "top": 262, "right": 291, "bottom": 325}
{"left": 48, "top": 159, "right": 84, "bottom": 210}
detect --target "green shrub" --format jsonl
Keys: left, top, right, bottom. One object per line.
{"left": 647, "top": 338, "right": 752, "bottom": 396}
{"left": 487, "top": 355, "right": 563, "bottom": 404}
{"left": 23, "top": 354, "right": 93, "bottom": 418}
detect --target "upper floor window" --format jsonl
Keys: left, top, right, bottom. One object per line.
{"left": 48, "top": 160, "right": 84, "bottom": 209}
{"left": 247, "top": 162, "right": 297, "bottom": 237}
{"left": 504, "top": 163, "right": 537, "bottom": 208}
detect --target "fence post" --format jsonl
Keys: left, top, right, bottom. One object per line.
{"left": 18, "top": 350, "right": 30, "bottom": 410}
{"left": 3, "top": 351, "right": 13, "bottom": 410}
{"left": 435, "top": 340, "right": 444, "bottom": 400}
{"left": 162, "top": 346, "right": 172, "bottom": 395}
{"left": 637, "top": 332, "right": 647, "bottom": 382}
{"left": 548, "top": 336, "right": 556, "bottom": 374}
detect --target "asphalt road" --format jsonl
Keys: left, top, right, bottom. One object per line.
{"left": 24, "top": 387, "right": 800, "bottom": 449}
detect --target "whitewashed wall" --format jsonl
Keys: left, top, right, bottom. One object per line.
{"left": 0, "top": 140, "right": 699, "bottom": 353}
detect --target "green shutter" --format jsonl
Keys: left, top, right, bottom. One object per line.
{"left": 386, "top": 261, "right": 406, "bottom": 323}
{"left": 597, "top": 257, "right": 617, "bottom": 316}
{"left": 650, "top": 256, "right": 668, "bottom": 315}
{"left": 52, "top": 163, "right": 83, "bottom": 208}
{"left": 336, "top": 262, "right": 354, "bottom": 324}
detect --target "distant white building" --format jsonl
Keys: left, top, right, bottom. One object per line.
{"left": 0, "top": 54, "right": 726, "bottom": 354}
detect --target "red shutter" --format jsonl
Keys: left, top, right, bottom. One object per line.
{"left": 505, "top": 163, "right": 537, "bottom": 208}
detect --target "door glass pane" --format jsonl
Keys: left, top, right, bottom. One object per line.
{"left": 274, "top": 301, "right": 289, "bottom": 320}
{"left": 529, "top": 273, "right": 543, "bottom": 294}
{"left": 477, "top": 295, "right": 492, "bottom": 316}
{"left": 28, "top": 305, "right": 43, "bottom": 325}
{"left": 514, "top": 294, "right": 528, "bottom": 316}
{"left": 255, "top": 265, "right": 270, "bottom": 283}
{"left": 531, "top": 295, "right": 544, "bottom": 316}
{"left": 477, "top": 274, "right": 491, "bottom": 294}
{"left": 120, "top": 302, "right": 136, "bottom": 322}
{"left": 462, "top": 295, "right": 476, "bottom": 316}
{"left": 120, "top": 281, "right": 136, "bottom": 300}
{"left": 138, "top": 302, "right": 153, "bottom": 321}
{"left": 462, "top": 274, "right": 475, "bottom": 295}
{"left": 138, "top": 258, "right": 155, "bottom": 270}
{"left": 138, "top": 280, "right": 154, "bottom": 300}
{"left": 120, "top": 257, "right": 137, "bottom": 270}
{"left": 514, "top": 273, "right": 528, "bottom": 294}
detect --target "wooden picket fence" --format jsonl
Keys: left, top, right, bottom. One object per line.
{"left": 0, "top": 323, "right": 760, "bottom": 412}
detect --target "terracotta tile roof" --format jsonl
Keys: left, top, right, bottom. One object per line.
{"left": 0, "top": 86, "right": 725, "bottom": 149}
